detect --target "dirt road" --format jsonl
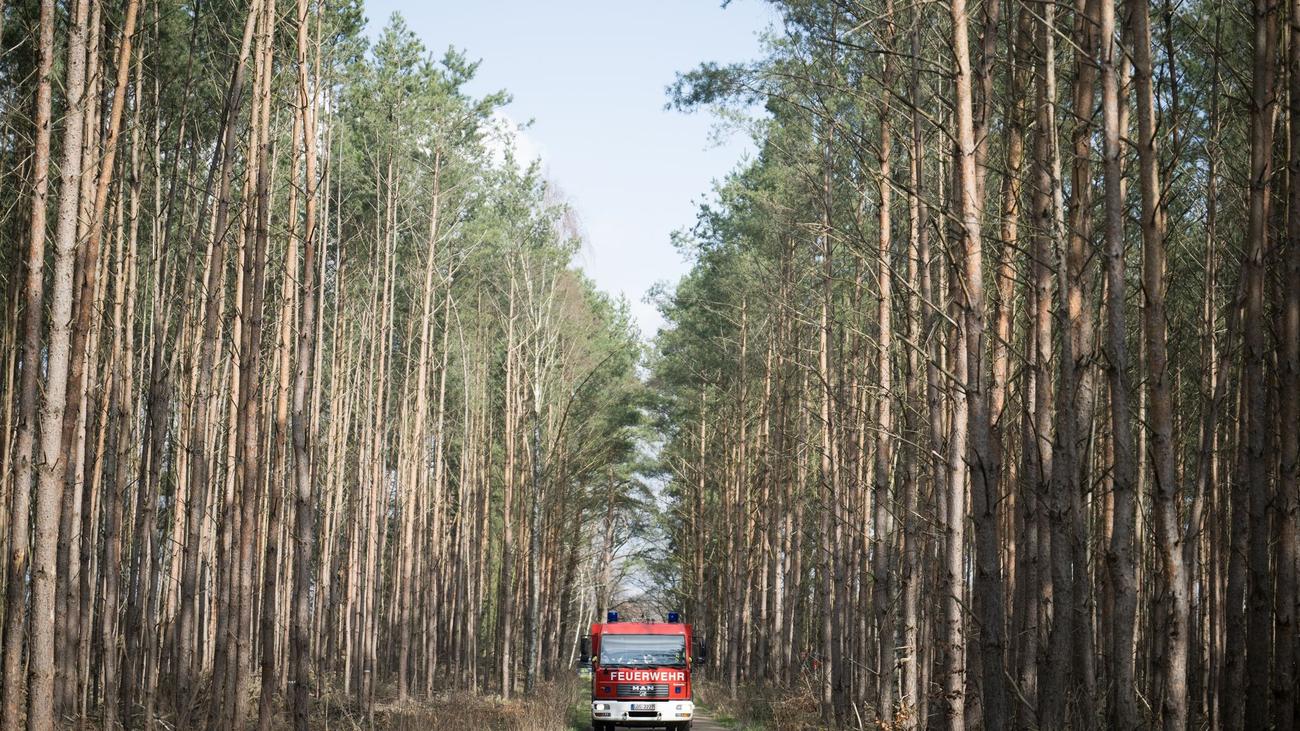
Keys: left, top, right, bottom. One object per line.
{"left": 689, "top": 712, "right": 729, "bottom": 730}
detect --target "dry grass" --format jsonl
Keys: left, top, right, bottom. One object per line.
{"left": 367, "top": 676, "right": 581, "bottom": 731}
{"left": 70, "top": 673, "right": 582, "bottom": 729}
{"left": 220, "top": 674, "right": 585, "bottom": 730}
{"left": 693, "top": 675, "right": 923, "bottom": 731}
{"left": 693, "top": 677, "right": 825, "bottom": 731}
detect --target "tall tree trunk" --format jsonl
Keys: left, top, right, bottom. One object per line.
{"left": 175, "top": 5, "right": 260, "bottom": 722}
{"left": 51, "top": 0, "right": 91, "bottom": 715}
{"left": 872, "top": 3, "right": 897, "bottom": 721}
{"left": 1101, "top": 0, "right": 1139, "bottom": 725}
{"left": 1, "top": 0, "right": 55, "bottom": 723}
{"left": 948, "top": 0, "right": 983, "bottom": 723}
{"left": 1130, "top": 0, "right": 1191, "bottom": 725}
{"left": 234, "top": 3, "right": 274, "bottom": 720}
{"left": 290, "top": 0, "right": 321, "bottom": 725}
{"left": 1244, "top": 0, "right": 1279, "bottom": 727}
{"left": 1274, "top": 0, "right": 1300, "bottom": 712}
{"left": 1277, "top": 1, "right": 1300, "bottom": 724}
{"left": 817, "top": 112, "right": 838, "bottom": 728}
{"left": 1046, "top": 0, "right": 1100, "bottom": 724}
{"left": 1028, "top": 3, "right": 1062, "bottom": 723}
{"left": 899, "top": 14, "right": 930, "bottom": 725}
{"left": 38, "top": 0, "right": 136, "bottom": 725}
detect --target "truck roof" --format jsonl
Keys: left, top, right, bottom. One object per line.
{"left": 591, "top": 622, "right": 688, "bottom": 635}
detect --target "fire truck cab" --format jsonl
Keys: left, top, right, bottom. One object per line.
{"left": 581, "top": 612, "right": 702, "bottom": 731}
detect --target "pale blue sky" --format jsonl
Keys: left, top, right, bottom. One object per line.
{"left": 363, "top": 1, "right": 775, "bottom": 337}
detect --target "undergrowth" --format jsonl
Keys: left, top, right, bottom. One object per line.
{"left": 376, "top": 677, "right": 580, "bottom": 731}
{"left": 693, "top": 677, "right": 826, "bottom": 731}
{"left": 301, "top": 675, "right": 582, "bottom": 730}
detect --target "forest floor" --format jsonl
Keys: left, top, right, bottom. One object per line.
{"left": 228, "top": 669, "right": 823, "bottom": 729}
{"left": 689, "top": 679, "right": 824, "bottom": 731}
{"left": 315, "top": 678, "right": 582, "bottom": 730}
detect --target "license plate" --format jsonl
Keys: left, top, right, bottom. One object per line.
{"left": 631, "top": 703, "right": 655, "bottom": 711}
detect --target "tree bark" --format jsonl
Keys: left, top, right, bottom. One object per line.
{"left": 872, "top": 2, "right": 898, "bottom": 721}
{"left": 290, "top": 0, "right": 321, "bottom": 725}
{"left": 1101, "top": 0, "right": 1139, "bottom": 725}
{"left": 1, "top": 0, "right": 55, "bottom": 723}
{"left": 1243, "top": 0, "right": 1279, "bottom": 728}
{"left": 1277, "top": 1, "right": 1300, "bottom": 724}
{"left": 174, "top": 4, "right": 260, "bottom": 722}
{"left": 1130, "top": 0, "right": 1191, "bottom": 725}
{"left": 50, "top": 0, "right": 91, "bottom": 715}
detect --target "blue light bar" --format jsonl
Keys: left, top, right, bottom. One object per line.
{"left": 607, "top": 611, "right": 619, "bottom": 623}
{"left": 667, "top": 611, "right": 680, "bottom": 623}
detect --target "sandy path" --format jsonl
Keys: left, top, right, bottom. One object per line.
{"left": 689, "top": 711, "right": 730, "bottom": 730}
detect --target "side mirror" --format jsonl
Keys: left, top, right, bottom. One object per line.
{"left": 580, "top": 635, "right": 591, "bottom": 665}
{"left": 694, "top": 636, "right": 710, "bottom": 662}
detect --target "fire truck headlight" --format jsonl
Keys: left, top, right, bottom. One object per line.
{"left": 594, "top": 703, "right": 609, "bottom": 711}
{"left": 676, "top": 704, "right": 685, "bottom": 711}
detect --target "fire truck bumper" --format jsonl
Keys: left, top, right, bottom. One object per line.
{"left": 591, "top": 699, "right": 694, "bottom": 724}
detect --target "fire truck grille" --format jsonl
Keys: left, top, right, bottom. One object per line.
{"left": 616, "top": 683, "right": 669, "bottom": 698}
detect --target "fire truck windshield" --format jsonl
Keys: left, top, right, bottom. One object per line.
{"left": 598, "top": 634, "right": 687, "bottom": 668}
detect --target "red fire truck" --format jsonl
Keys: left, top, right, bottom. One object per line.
{"left": 581, "top": 611, "right": 705, "bottom": 731}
